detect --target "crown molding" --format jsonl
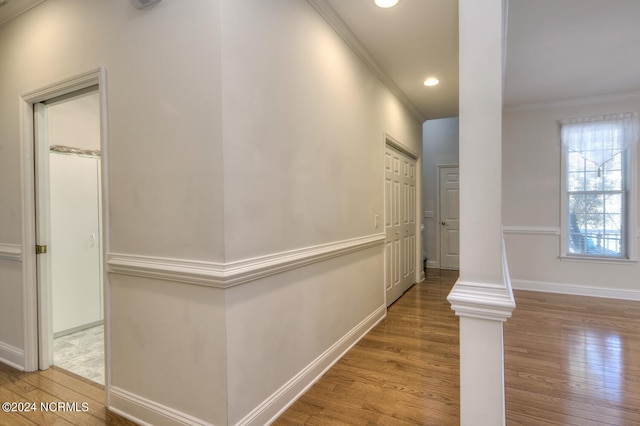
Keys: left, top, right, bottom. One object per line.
{"left": 306, "top": 0, "right": 424, "bottom": 123}
{"left": 0, "top": 0, "right": 46, "bottom": 27}
{"left": 504, "top": 89, "right": 640, "bottom": 113}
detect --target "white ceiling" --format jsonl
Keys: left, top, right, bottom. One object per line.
{"left": 325, "top": 0, "right": 459, "bottom": 121}
{"left": 324, "top": 0, "right": 640, "bottom": 120}
{"left": 505, "top": 0, "right": 640, "bottom": 108}
{"left": 4, "top": 0, "right": 640, "bottom": 121}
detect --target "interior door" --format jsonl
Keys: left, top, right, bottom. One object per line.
{"left": 50, "top": 152, "right": 102, "bottom": 334}
{"left": 439, "top": 166, "right": 459, "bottom": 269}
{"left": 34, "top": 103, "right": 54, "bottom": 369}
{"left": 385, "top": 146, "right": 416, "bottom": 306}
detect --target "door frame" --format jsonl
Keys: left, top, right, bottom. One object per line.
{"left": 383, "top": 133, "right": 423, "bottom": 306}
{"left": 20, "top": 68, "right": 109, "bottom": 374}
{"left": 436, "top": 163, "right": 459, "bottom": 269}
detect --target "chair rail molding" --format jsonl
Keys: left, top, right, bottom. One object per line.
{"left": 107, "top": 234, "right": 385, "bottom": 288}
{"left": 0, "top": 243, "right": 22, "bottom": 261}
{"left": 502, "top": 225, "right": 560, "bottom": 236}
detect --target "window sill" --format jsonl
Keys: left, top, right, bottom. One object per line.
{"left": 559, "top": 255, "right": 638, "bottom": 265}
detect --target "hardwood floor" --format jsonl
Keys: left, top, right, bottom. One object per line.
{"left": 277, "top": 271, "right": 640, "bottom": 425}
{"left": 504, "top": 290, "right": 640, "bottom": 425}
{"left": 3, "top": 270, "right": 640, "bottom": 425}
{"left": 0, "top": 364, "right": 136, "bottom": 425}
{"left": 275, "top": 269, "right": 460, "bottom": 425}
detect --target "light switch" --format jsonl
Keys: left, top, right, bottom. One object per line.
{"left": 424, "top": 211, "right": 434, "bottom": 218}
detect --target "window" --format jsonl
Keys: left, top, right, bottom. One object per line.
{"left": 560, "top": 113, "right": 638, "bottom": 260}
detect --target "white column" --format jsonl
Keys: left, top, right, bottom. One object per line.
{"left": 448, "top": 0, "right": 515, "bottom": 425}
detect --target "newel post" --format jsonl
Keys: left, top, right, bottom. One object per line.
{"left": 448, "top": 0, "right": 515, "bottom": 425}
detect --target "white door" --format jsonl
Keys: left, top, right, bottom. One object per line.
{"left": 50, "top": 153, "right": 102, "bottom": 334}
{"left": 385, "top": 146, "right": 417, "bottom": 306}
{"left": 34, "top": 103, "right": 54, "bottom": 369}
{"left": 439, "top": 166, "right": 459, "bottom": 269}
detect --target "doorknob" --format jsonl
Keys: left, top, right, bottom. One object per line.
{"left": 441, "top": 221, "right": 446, "bottom": 226}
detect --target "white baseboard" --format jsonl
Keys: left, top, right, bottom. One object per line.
{"left": 109, "top": 386, "right": 215, "bottom": 426}
{"left": 238, "top": 304, "right": 387, "bottom": 426}
{"left": 0, "top": 341, "right": 24, "bottom": 371}
{"left": 108, "top": 305, "right": 386, "bottom": 426}
{"left": 502, "top": 226, "right": 560, "bottom": 236}
{"left": 426, "top": 260, "right": 438, "bottom": 269}
{"left": 512, "top": 279, "right": 640, "bottom": 301}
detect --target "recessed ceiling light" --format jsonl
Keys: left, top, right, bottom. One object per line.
{"left": 375, "top": 0, "right": 399, "bottom": 8}
{"left": 424, "top": 78, "right": 439, "bottom": 87}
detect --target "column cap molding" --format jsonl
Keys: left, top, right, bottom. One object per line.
{"left": 448, "top": 279, "right": 516, "bottom": 322}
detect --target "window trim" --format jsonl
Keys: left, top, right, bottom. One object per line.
{"left": 560, "top": 135, "right": 637, "bottom": 262}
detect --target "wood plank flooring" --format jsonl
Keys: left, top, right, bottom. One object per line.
{"left": 277, "top": 271, "right": 640, "bottom": 425}
{"left": 0, "top": 364, "right": 136, "bottom": 425}
{"left": 3, "top": 270, "right": 640, "bottom": 425}
{"left": 275, "top": 269, "right": 460, "bottom": 425}
{"left": 504, "top": 290, "right": 640, "bottom": 426}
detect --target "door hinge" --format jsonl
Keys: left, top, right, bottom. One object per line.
{"left": 35, "top": 245, "right": 47, "bottom": 255}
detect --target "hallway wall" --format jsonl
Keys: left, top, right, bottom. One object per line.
{"left": 0, "top": 0, "right": 228, "bottom": 423}
{"left": 219, "top": 1, "right": 421, "bottom": 423}
{"left": 0, "top": 0, "right": 421, "bottom": 424}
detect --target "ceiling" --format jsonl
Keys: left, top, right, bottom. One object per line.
{"left": 325, "top": 0, "right": 458, "bottom": 121}
{"left": 504, "top": 0, "right": 640, "bottom": 108}
{"left": 3, "top": 0, "right": 640, "bottom": 121}
{"left": 323, "top": 0, "right": 640, "bottom": 120}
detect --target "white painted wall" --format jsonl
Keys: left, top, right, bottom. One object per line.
{"left": 48, "top": 91, "right": 100, "bottom": 151}
{"left": 219, "top": 1, "right": 421, "bottom": 423}
{"left": 220, "top": 0, "right": 421, "bottom": 261}
{"left": 0, "top": 0, "right": 227, "bottom": 424}
{"left": 0, "top": 0, "right": 421, "bottom": 424}
{"left": 503, "top": 95, "right": 640, "bottom": 296}
{"left": 422, "top": 117, "right": 459, "bottom": 267}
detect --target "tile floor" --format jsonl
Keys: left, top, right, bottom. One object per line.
{"left": 53, "top": 325, "right": 104, "bottom": 385}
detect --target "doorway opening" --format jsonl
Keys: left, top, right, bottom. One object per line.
{"left": 35, "top": 87, "right": 104, "bottom": 384}
{"left": 20, "top": 70, "right": 108, "bottom": 382}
